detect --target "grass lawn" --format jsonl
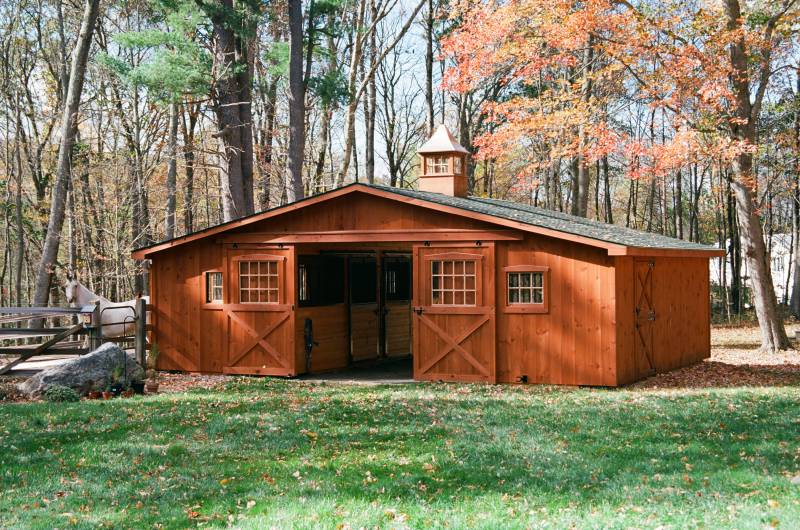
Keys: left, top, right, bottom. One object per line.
{"left": 1, "top": 379, "right": 799, "bottom": 529}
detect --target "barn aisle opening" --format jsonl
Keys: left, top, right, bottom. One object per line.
{"left": 296, "top": 248, "right": 413, "bottom": 378}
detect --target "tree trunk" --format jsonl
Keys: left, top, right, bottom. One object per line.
{"left": 791, "top": 71, "right": 800, "bottom": 316}
{"left": 259, "top": 75, "right": 278, "bottom": 207}
{"left": 726, "top": 175, "right": 741, "bottom": 315}
{"left": 570, "top": 34, "right": 593, "bottom": 217}
{"left": 724, "top": 0, "right": 789, "bottom": 350}
{"left": 13, "top": 112, "right": 24, "bottom": 306}
{"left": 675, "top": 169, "right": 683, "bottom": 239}
{"left": 457, "top": 96, "right": 475, "bottom": 194}
{"left": 365, "top": 0, "right": 378, "bottom": 184}
{"left": 791, "top": 184, "right": 800, "bottom": 315}
{"left": 313, "top": 21, "right": 337, "bottom": 192}
{"left": 286, "top": 0, "right": 306, "bottom": 202}
{"left": 729, "top": 158, "right": 789, "bottom": 349}
{"left": 209, "top": 0, "right": 257, "bottom": 220}
{"left": 182, "top": 102, "right": 199, "bottom": 232}
{"left": 335, "top": 0, "right": 367, "bottom": 186}
{"left": 256, "top": 17, "right": 283, "bottom": 210}
{"left": 164, "top": 101, "right": 179, "bottom": 239}
{"left": 56, "top": 0, "right": 69, "bottom": 105}
{"left": 32, "top": 0, "right": 100, "bottom": 308}
{"left": 602, "top": 155, "right": 612, "bottom": 224}
{"left": 425, "top": 0, "right": 434, "bottom": 133}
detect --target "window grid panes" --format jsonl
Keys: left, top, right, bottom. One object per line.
{"left": 427, "top": 156, "right": 449, "bottom": 174}
{"left": 298, "top": 264, "right": 308, "bottom": 302}
{"left": 386, "top": 269, "right": 397, "bottom": 295}
{"left": 206, "top": 272, "right": 223, "bottom": 303}
{"left": 453, "top": 156, "right": 462, "bottom": 174}
{"left": 239, "top": 261, "right": 279, "bottom": 304}
{"left": 507, "top": 272, "right": 544, "bottom": 305}
{"left": 431, "top": 260, "right": 476, "bottom": 306}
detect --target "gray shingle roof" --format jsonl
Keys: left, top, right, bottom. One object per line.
{"left": 134, "top": 182, "right": 722, "bottom": 256}
{"left": 370, "top": 184, "right": 718, "bottom": 251}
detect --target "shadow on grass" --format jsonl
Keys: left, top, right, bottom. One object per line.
{"left": 1, "top": 381, "right": 798, "bottom": 529}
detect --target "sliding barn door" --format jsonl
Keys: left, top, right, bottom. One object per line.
{"left": 223, "top": 249, "right": 295, "bottom": 376}
{"left": 412, "top": 245, "right": 496, "bottom": 383}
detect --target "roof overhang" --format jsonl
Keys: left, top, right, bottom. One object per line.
{"left": 132, "top": 184, "right": 724, "bottom": 259}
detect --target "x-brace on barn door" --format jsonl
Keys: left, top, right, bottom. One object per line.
{"left": 412, "top": 244, "right": 496, "bottom": 383}
{"left": 634, "top": 260, "right": 656, "bottom": 377}
{"left": 222, "top": 248, "right": 296, "bottom": 376}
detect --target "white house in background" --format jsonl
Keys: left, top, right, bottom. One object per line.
{"left": 710, "top": 233, "right": 795, "bottom": 302}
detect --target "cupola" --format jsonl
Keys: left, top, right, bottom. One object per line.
{"left": 417, "top": 124, "right": 469, "bottom": 197}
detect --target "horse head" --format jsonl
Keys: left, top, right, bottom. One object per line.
{"left": 64, "top": 270, "right": 81, "bottom": 306}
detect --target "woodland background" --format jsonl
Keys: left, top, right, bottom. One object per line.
{"left": 1, "top": 0, "right": 799, "bottom": 344}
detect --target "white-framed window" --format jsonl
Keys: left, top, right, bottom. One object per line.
{"left": 205, "top": 271, "right": 223, "bottom": 303}
{"left": 239, "top": 261, "right": 279, "bottom": 304}
{"left": 431, "top": 259, "right": 476, "bottom": 306}
{"left": 427, "top": 156, "right": 449, "bottom": 175}
{"left": 507, "top": 271, "right": 544, "bottom": 305}
{"left": 453, "top": 156, "right": 462, "bottom": 175}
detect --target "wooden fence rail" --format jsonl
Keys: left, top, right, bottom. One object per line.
{"left": 0, "top": 300, "right": 148, "bottom": 376}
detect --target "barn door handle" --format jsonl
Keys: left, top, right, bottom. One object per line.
{"left": 413, "top": 307, "right": 424, "bottom": 315}
{"left": 648, "top": 311, "right": 656, "bottom": 321}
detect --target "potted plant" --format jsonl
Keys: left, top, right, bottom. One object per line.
{"left": 131, "top": 380, "right": 145, "bottom": 394}
{"left": 101, "top": 383, "right": 113, "bottom": 400}
{"left": 145, "top": 343, "right": 161, "bottom": 394}
{"left": 110, "top": 365, "right": 125, "bottom": 397}
{"left": 87, "top": 390, "right": 102, "bottom": 400}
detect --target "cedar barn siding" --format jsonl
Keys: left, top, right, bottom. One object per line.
{"left": 140, "top": 186, "right": 720, "bottom": 386}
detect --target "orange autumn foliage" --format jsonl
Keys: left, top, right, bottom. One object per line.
{"left": 442, "top": 0, "right": 797, "bottom": 184}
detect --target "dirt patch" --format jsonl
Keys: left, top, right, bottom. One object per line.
{"left": 631, "top": 325, "right": 800, "bottom": 389}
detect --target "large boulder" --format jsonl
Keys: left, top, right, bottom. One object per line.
{"left": 18, "top": 343, "right": 144, "bottom": 397}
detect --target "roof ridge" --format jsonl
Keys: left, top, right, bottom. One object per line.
{"left": 470, "top": 196, "right": 680, "bottom": 240}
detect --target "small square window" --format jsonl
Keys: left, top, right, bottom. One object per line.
{"left": 206, "top": 272, "right": 223, "bottom": 303}
{"left": 239, "top": 260, "right": 279, "bottom": 304}
{"left": 431, "top": 259, "right": 477, "bottom": 306}
{"left": 427, "top": 156, "right": 450, "bottom": 175}
{"left": 507, "top": 271, "right": 544, "bottom": 305}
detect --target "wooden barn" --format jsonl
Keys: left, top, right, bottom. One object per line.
{"left": 132, "top": 125, "right": 723, "bottom": 386}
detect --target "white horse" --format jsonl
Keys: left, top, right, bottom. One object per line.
{"left": 64, "top": 275, "right": 149, "bottom": 338}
